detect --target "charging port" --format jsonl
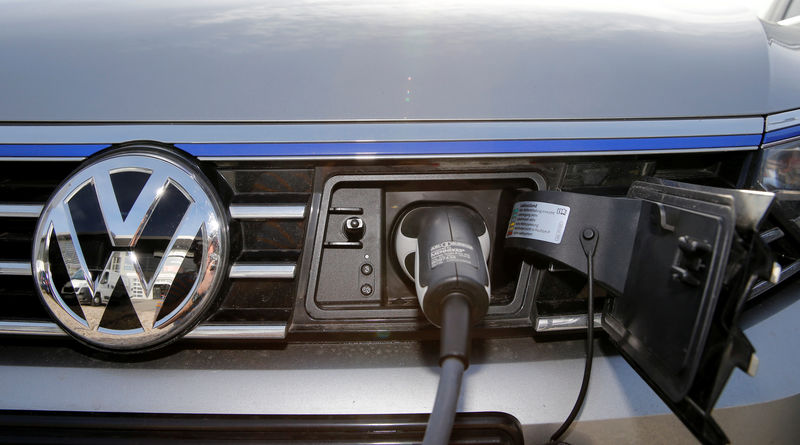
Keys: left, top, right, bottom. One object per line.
{"left": 295, "top": 171, "right": 545, "bottom": 336}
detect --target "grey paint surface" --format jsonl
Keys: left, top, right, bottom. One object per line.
{"left": 0, "top": 279, "right": 798, "bottom": 443}
{"left": 546, "top": 395, "right": 800, "bottom": 444}
{"left": 0, "top": 0, "right": 798, "bottom": 121}
{"left": 762, "top": 20, "right": 800, "bottom": 115}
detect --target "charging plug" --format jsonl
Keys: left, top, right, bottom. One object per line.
{"left": 394, "top": 205, "right": 492, "bottom": 445}
{"left": 395, "top": 205, "right": 491, "bottom": 330}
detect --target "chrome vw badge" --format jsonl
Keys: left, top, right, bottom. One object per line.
{"left": 32, "top": 149, "right": 228, "bottom": 351}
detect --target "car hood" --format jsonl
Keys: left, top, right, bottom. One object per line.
{"left": 0, "top": 0, "right": 798, "bottom": 122}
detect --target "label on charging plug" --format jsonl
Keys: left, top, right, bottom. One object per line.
{"left": 430, "top": 241, "right": 476, "bottom": 269}
{"left": 506, "top": 201, "right": 570, "bottom": 244}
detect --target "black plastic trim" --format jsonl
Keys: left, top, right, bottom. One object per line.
{"left": 0, "top": 410, "right": 523, "bottom": 444}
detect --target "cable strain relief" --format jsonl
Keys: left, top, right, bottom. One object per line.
{"left": 438, "top": 293, "right": 473, "bottom": 369}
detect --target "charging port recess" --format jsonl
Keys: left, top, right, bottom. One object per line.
{"left": 293, "top": 172, "right": 546, "bottom": 336}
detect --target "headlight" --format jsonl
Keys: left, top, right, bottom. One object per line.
{"left": 757, "top": 141, "right": 800, "bottom": 230}
{"left": 759, "top": 142, "right": 800, "bottom": 191}
{"left": 753, "top": 140, "right": 800, "bottom": 299}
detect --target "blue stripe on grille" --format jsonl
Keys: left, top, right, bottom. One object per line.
{"left": 177, "top": 135, "right": 760, "bottom": 157}
{"left": 0, "top": 144, "right": 110, "bottom": 157}
{"left": 0, "top": 134, "right": 761, "bottom": 158}
{"left": 764, "top": 124, "right": 800, "bottom": 144}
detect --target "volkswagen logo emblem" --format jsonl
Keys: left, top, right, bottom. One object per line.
{"left": 32, "top": 148, "right": 228, "bottom": 352}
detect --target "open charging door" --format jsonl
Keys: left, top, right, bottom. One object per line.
{"left": 506, "top": 178, "right": 776, "bottom": 445}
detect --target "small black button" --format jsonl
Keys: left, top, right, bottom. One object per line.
{"left": 343, "top": 216, "right": 366, "bottom": 241}
{"left": 360, "top": 263, "right": 373, "bottom": 275}
{"left": 360, "top": 284, "right": 373, "bottom": 296}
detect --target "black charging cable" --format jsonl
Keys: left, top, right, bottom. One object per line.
{"left": 422, "top": 293, "right": 473, "bottom": 445}
{"left": 548, "top": 228, "right": 599, "bottom": 444}
{"left": 394, "top": 206, "right": 491, "bottom": 445}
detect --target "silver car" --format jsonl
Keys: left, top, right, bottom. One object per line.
{"left": 0, "top": 1, "right": 799, "bottom": 444}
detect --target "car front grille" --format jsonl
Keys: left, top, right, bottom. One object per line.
{"left": 1, "top": 146, "right": 779, "bottom": 342}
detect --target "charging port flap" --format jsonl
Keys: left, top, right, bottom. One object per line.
{"left": 506, "top": 178, "right": 775, "bottom": 445}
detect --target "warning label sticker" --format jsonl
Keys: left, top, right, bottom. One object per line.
{"left": 506, "top": 201, "right": 570, "bottom": 244}
{"left": 430, "top": 241, "right": 476, "bottom": 269}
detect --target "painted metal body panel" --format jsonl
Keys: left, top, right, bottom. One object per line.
{"left": 0, "top": 0, "right": 798, "bottom": 121}
{"left": 0, "top": 279, "right": 798, "bottom": 444}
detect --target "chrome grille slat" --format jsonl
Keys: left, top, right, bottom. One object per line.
{"left": 535, "top": 313, "right": 603, "bottom": 332}
{"left": 229, "top": 263, "right": 296, "bottom": 279}
{"left": 0, "top": 320, "right": 287, "bottom": 339}
{"left": 0, "top": 262, "right": 31, "bottom": 276}
{"left": 0, "top": 204, "right": 43, "bottom": 218}
{"left": 229, "top": 204, "right": 306, "bottom": 220}
{"left": 1, "top": 203, "right": 311, "bottom": 221}
{"left": 185, "top": 323, "right": 287, "bottom": 339}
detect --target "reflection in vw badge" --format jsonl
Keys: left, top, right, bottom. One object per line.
{"left": 31, "top": 150, "right": 228, "bottom": 352}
